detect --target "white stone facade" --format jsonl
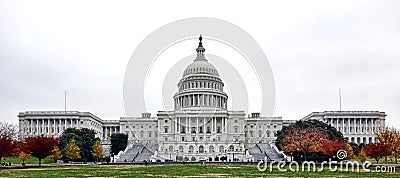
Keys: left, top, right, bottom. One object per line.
{"left": 18, "top": 111, "right": 103, "bottom": 139}
{"left": 302, "top": 111, "right": 386, "bottom": 145}
{"left": 17, "top": 36, "right": 386, "bottom": 160}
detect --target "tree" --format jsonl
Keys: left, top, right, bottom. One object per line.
{"left": 0, "top": 137, "right": 16, "bottom": 160}
{"left": 49, "top": 147, "right": 61, "bottom": 162}
{"left": 322, "top": 139, "right": 346, "bottom": 158}
{"left": 0, "top": 122, "right": 18, "bottom": 160}
{"left": 92, "top": 140, "right": 103, "bottom": 162}
{"left": 64, "top": 139, "right": 81, "bottom": 161}
{"left": 59, "top": 128, "right": 97, "bottom": 162}
{"left": 0, "top": 122, "right": 18, "bottom": 140}
{"left": 110, "top": 133, "right": 128, "bottom": 155}
{"left": 364, "top": 143, "right": 390, "bottom": 164}
{"left": 276, "top": 119, "right": 343, "bottom": 151}
{"left": 281, "top": 127, "right": 330, "bottom": 161}
{"left": 376, "top": 127, "right": 399, "bottom": 163}
{"left": 359, "top": 148, "right": 367, "bottom": 163}
{"left": 24, "top": 135, "right": 59, "bottom": 166}
{"left": 345, "top": 143, "right": 355, "bottom": 159}
{"left": 19, "top": 151, "right": 32, "bottom": 166}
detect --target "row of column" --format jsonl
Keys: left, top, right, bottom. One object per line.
{"left": 103, "top": 126, "right": 119, "bottom": 140}
{"left": 180, "top": 81, "right": 223, "bottom": 91}
{"left": 25, "top": 119, "right": 80, "bottom": 135}
{"left": 174, "top": 117, "right": 226, "bottom": 134}
{"left": 175, "top": 94, "right": 227, "bottom": 108}
{"left": 329, "top": 118, "right": 382, "bottom": 134}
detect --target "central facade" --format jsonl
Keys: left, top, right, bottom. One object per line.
{"left": 157, "top": 36, "right": 245, "bottom": 161}
{"left": 118, "top": 36, "right": 288, "bottom": 162}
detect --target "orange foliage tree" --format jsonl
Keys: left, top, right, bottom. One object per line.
{"left": 281, "top": 128, "right": 330, "bottom": 161}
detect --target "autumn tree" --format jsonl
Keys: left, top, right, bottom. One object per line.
{"left": 24, "top": 135, "right": 59, "bottom": 166}
{"left": 322, "top": 139, "right": 346, "bottom": 158}
{"left": 364, "top": 142, "right": 390, "bottom": 164}
{"left": 359, "top": 148, "right": 367, "bottom": 163}
{"left": 376, "top": 127, "right": 398, "bottom": 163}
{"left": 19, "top": 151, "right": 32, "bottom": 166}
{"left": 59, "top": 128, "right": 97, "bottom": 162}
{"left": 0, "top": 122, "right": 18, "bottom": 160}
{"left": 92, "top": 140, "right": 103, "bottom": 162}
{"left": 345, "top": 143, "right": 355, "bottom": 159}
{"left": 49, "top": 146, "right": 61, "bottom": 163}
{"left": 64, "top": 139, "right": 81, "bottom": 161}
{"left": 281, "top": 127, "right": 329, "bottom": 161}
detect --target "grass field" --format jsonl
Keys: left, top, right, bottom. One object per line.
{"left": 0, "top": 164, "right": 399, "bottom": 177}
{"left": 1, "top": 157, "right": 53, "bottom": 166}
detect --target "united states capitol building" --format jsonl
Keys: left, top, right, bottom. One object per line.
{"left": 18, "top": 36, "right": 386, "bottom": 162}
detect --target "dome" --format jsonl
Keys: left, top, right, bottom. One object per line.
{"left": 182, "top": 59, "right": 219, "bottom": 77}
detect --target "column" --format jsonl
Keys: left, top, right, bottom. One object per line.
{"left": 212, "top": 117, "right": 214, "bottom": 133}
{"left": 222, "top": 118, "right": 225, "bottom": 132}
{"left": 196, "top": 117, "right": 199, "bottom": 134}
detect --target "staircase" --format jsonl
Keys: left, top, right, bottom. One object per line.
{"left": 117, "top": 143, "right": 159, "bottom": 162}
{"left": 246, "top": 143, "right": 283, "bottom": 162}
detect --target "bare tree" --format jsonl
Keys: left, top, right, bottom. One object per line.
{"left": 0, "top": 122, "right": 18, "bottom": 140}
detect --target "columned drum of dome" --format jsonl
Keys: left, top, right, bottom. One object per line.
{"left": 174, "top": 35, "right": 228, "bottom": 110}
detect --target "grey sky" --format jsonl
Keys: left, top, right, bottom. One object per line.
{"left": 1, "top": 1, "right": 399, "bottom": 128}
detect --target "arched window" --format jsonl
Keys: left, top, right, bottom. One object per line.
{"left": 189, "top": 145, "right": 194, "bottom": 153}
{"left": 169, "top": 146, "right": 174, "bottom": 152}
{"left": 199, "top": 145, "right": 204, "bottom": 153}
{"left": 179, "top": 146, "right": 184, "bottom": 153}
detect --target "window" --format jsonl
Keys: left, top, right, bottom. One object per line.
{"left": 182, "top": 137, "right": 185, "bottom": 141}
{"left": 169, "top": 146, "right": 174, "bottom": 152}
{"left": 165, "top": 119, "right": 168, "bottom": 123}
{"left": 234, "top": 127, "right": 238, "bottom": 133}
{"left": 258, "top": 130, "right": 262, "bottom": 137}
{"left": 209, "top": 146, "right": 215, "bottom": 153}
{"left": 191, "top": 127, "right": 196, "bottom": 133}
{"left": 189, "top": 146, "right": 194, "bottom": 153}
{"left": 181, "top": 126, "right": 186, "bottom": 133}
{"left": 217, "top": 126, "right": 221, "bottom": 133}
{"left": 179, "top": 146, "right": 184, "bottom": 152}
{"left": 125, "top": 125, "right": 129, "bottom": 129}
{"left": 234, "top": 120, "right": 238, "bottom": 123}
{"left": 228, "top": 145, "right": 234, "bottom": 152}
{"left": 219, "top": 146, "right": 224, "bottom": 153}
{"left": 207, "top": 126, "right": 211, "bottom": 133}
{"left": 164, "top": 127, "right": 168, "bottom": 133}
{"left": 164, "top": 137, "right": 168, "bottom": 141}
{"left": 148, "top": 132, "right": 152, "bottom": 137}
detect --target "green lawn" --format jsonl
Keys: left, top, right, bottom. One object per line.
{"left": 0, "top": 164, "right": 399, "bottom": 177}
{"left": 1, "top": 157, "right": 53, "bottom": 166}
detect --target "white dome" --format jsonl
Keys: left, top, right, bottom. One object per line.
{"left": 182, "top": 59, "right": 219, "bottom": 77}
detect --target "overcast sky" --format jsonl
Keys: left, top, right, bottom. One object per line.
{"left": 1, "top": 1, "right": 399, "bottom": 128}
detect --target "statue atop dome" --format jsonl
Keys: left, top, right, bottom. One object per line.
{"left": 198, "top": 35, "right": 203, "bottom": 47}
